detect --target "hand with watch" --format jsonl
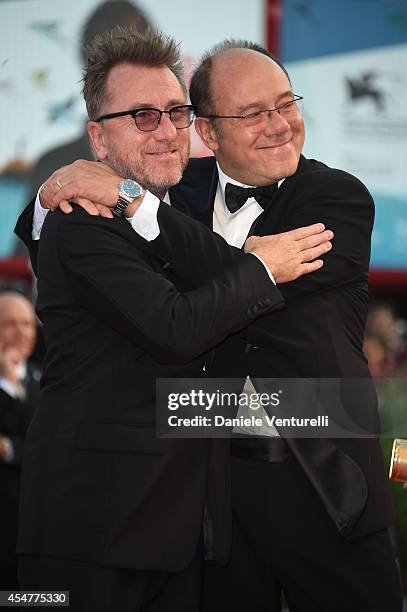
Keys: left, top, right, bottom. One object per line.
{"left": 37, "top": 160, "right": 145, "bottom": 218}
{"left": 113, "top": 179, "right": 144, "bottom": 217}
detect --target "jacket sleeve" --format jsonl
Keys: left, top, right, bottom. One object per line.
{"left": 16, "top": 196, "right": 246, "bottom": 286}
{"left": 279, "top": 173, "right": 374, "bottom": 299}
{"left": 143, "top": 202, "right": 244, "bottom": 287}
{"left": 56, "top": 210, "right": 284, "bottom": 364}
{"left": 14, "top": 198, "right": 38, "bottom": 275}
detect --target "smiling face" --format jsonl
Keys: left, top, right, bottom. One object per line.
{"left": 0, "top": 294, "right": 36, "bottom": 362}
{"left": 87, "top": 62, "right": 190, "bottom": 198}
{"left": 195, "top": 49, "right": 305, "bottom": 186}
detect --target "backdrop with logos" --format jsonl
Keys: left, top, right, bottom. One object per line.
{"left": 278, "top": 0, "right": 407, "bottom": 273}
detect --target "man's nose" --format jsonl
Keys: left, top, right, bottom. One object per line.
{"left": 155, "top": 112, "right": 178, "bottom": 139}
{"left": 14, "top": 325, "right": 24, "bottom": 338}
{"left": 263, "top": 109, "right": 290, "bottom": 136}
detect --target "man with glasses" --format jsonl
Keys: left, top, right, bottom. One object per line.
{"left": 19, "top": 38, "right": 402, "bottom": 611}
{"left": 14, "top": 29, "right": 333, "bottom": 612}
{"left": 183, "top": 41, "right": 401, "bottom": 612}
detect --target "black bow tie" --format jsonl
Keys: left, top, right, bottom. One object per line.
{"left": 224, "top": 182, "right": 278, "bottom": 214}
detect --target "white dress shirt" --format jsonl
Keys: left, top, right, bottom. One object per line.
{"left": 213, "top": 163, "right": 265, "bottom": 247}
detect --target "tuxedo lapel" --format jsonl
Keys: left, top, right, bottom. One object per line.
{"left": 171, "top": 157, "right": 218, "bottom": 229}
{"left": 202, "top": 166, "right": 218, "bottom": 229}
{"left": 247, "top": 155, "right": 309, "bottom": 238}
{"left": 246, "top": 187, "right": 281, "bottom": 237}
{"left": 287, "top": 437, "right": 368, "bottom": 534}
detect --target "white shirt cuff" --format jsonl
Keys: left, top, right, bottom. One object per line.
{"left": 126, "top": 191, "right": 162, "bottom": 241}
{"left": 249, "top": 253, "right": 276, "bottom": 284}
{"left": 33, "top": 185, "right": 49, "bottom": 240}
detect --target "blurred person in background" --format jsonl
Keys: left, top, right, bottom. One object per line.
{"left": 367, "top": 300, "right": 407, "bottom": 377}
{"left": 364, "top": 331, "right": 395, "bottom": 379}
{"left": 24, "top": 36, "right": 403, "bottom": 611}
{"left": 364, "top": 302, "right": 407, "bottom": 446}
{"left": 28, "top": 0, "right": 152, "bottom": 200}
{"left": 0, "top": 291, "right": 40, "bottom": 589}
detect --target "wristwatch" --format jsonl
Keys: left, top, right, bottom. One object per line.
{"left": 113, "top": 179, "right": 143, "bottom": 217}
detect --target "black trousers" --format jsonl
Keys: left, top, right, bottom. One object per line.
{"left": 203, "top": 452, "right": 403, "bottom": 612}
{"left": 18, "top": 543, "right": 203, "bottom": 612}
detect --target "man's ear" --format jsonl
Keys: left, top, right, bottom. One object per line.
{"left": 194, "top": 118, "right": 220, "bottom": 152}
{"left": 87, "top": 121, "right": 108, "bottom": 160}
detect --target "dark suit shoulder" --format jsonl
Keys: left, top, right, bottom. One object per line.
{"left": 170, "top": 157, "right": 217, "bottom": 220}
{"left": 41, "top": 206, "right": 147, "bottom": 258}
{"left": 43, "top": 205, "right": 130, "bottom": 233}
{"left": 294, "top": 156, "right": 373, "bottom": 200}
{"left": 182, "top": 156, "right": 216, "bottom": 185}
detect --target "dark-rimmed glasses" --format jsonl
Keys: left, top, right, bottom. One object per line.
{"left": 96, "top": 104, "right": 197, "bottom": 132}
{"left": 202, "top": 95, "right": 304, "bottom": 127}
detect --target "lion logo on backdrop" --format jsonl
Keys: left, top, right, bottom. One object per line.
{"left": 345, "top": 71, "right": 387, "bottom": 111}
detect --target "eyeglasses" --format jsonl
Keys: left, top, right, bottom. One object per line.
{"left": 96, "top": 104, "right": 197, "bottom": 131}
{"left": 202, "top": 95, "right": 304, "bottom": 128}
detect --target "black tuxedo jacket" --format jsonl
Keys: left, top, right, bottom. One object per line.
{"left": 14, "top": 202, "right": 284, "bottom": 571}
{"left": 165, "top": 155, "right": 394, "bottom": 539}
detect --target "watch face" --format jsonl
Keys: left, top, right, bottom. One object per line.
{"left": 119, "top": 179, "right": 142, "bottom": 198}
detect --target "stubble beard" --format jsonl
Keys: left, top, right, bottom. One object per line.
{"left": 108, "top": 149, "right": 188, "bottom": 199}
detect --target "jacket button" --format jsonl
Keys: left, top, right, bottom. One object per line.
{"left": 244, "top": 343, "right": 260, "bottom": 353}
{"left": 264, "top": 297, "right": 271, "bottom": 306}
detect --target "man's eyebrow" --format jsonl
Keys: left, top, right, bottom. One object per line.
{"left": 127, "top": 99, "right": 187, "bottom": 111}
{"left": 235, "top": 102, "right": 265, "bottom": 115}
{"left": 275, "top": 90, "right": 295, "bottom": 103}
{"left": 236, "top": 91, "right": 295, "bottom": 114}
